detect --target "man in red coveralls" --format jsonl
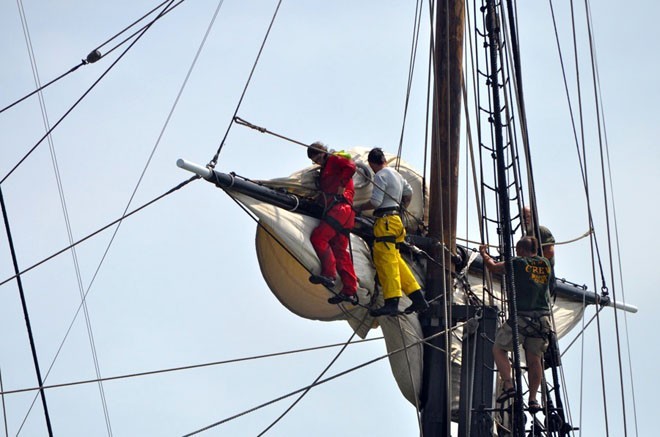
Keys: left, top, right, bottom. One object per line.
{"left": 307, "top": 142, "right": 359, "bottom": 305}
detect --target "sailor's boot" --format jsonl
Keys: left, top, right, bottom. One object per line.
{"left": 404, "top": 289, "right": 429, "bottom": 314}
{"left": 369, "top": 297, "right": 400, "bottom": 317}
{"left": 309, "top": 274, "right": 336, "bottom": 288}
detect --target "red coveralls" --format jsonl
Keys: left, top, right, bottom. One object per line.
{"left": 310, "top": 153, "right": 358, "bottom": 295}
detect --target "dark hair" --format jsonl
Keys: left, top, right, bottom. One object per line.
{"left": 516, "top": 236, "right": 538, "bottom": 254}
{"left": 307, "top": 141, "right": 328, "bottom": 159}
{"left": 367, "top": 147, "right": 386, "bottom": 164}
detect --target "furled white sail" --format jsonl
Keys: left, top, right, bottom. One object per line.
{"left": 225, "top": 148, "right": 585, "bottom": 406}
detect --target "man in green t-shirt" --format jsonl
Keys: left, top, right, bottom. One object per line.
{"left": 522, "top": 206, "right": 555, "bottom": 265}
{"left": 480, "top": 236, "right": 552, "bottom": 413}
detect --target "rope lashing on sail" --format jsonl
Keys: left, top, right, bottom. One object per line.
{"left": 183, "top": 321, "right": 469, "bottom": 436}
{"left": 0, "top": 176, "right": 199, "bottom": 288}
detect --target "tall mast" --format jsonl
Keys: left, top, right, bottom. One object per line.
{"left": 421, "top": 0, "right": 465, "bottom": 434}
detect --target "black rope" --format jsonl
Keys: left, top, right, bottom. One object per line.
{"left": 0, "top": 0, "right": 185, "bottom": 116}
{"left": 394, "top": 0, "right": 424, "bottom": 171}
{"left": 256, "top": 320, "right": 367, "bottom": 436}
{"left": 0, "top": 337, "right": 383, "bottom": 396}
{"left": 182, "top": 324, "right": 459, "bottom": 436}
{"left": 0, "top": 0, "right": 179, "bottom": 186}
{"left": 0, "top": 176, "right": 199, "bottom": 289}
{"left": 0, "top": 185, "right": 53, "bottom": 436}
{"left": 207, "top": 0, "right": 283, "bottom": 168}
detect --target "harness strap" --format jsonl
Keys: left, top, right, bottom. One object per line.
{"left": 323, "top": 214, "right": 351, "bottom": 236}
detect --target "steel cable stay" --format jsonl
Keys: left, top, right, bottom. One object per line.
{"left": 0, "top": 0, "right": 186, "bottom": 116}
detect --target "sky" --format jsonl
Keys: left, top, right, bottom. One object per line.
{"left": 0, "top": 1, "right": 658, "bottom": 436}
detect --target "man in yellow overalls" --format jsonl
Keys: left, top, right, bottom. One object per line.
{"left": 356, "top": 148, "right": 429, "bottom": 317}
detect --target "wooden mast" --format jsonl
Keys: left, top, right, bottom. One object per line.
{"left": 421, "top": 0, "right": 465, "bottom": 434}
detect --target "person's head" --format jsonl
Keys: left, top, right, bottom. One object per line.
{"left": 367, "top": 147, "right": 387, "bottom": 172}
{"left": 307, "top": 141, "right": 328, "bottom": 165}
{"left": 515, "top": 236, "right": 538, "bottom": 257}
{"left": 522, "top": 206, "right": 532, "bottom": 226}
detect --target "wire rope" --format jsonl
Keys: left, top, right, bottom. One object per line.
{"left": 0, "top": 337, "right": 384, "bottom": 396}
{"left": 207, "top": 0, "right": 283, "bottom": 168}
{"left": 0, "top": 0, "right": 180, "bottom": 186}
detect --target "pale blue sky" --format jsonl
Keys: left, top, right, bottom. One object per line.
{"left": 0, "top": 1, "right": 656, "bottom": 436}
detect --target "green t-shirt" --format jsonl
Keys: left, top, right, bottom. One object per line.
{"left": 512, "top": 256, "right": 551, "bottom": 312}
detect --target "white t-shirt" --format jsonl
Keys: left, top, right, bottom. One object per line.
{"left": 370, "top": 167, "right": 412, "bottom": 209}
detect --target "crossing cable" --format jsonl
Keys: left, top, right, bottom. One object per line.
{"left": 15, "top": 2, "right": 228, "bottom": 431}
{"left": 0, "top": 0, "right": 180, "bottom": 186}
{"left": 256, "top": 315, "right": 369, "bottom": 436}
{"left": 583, "top": 2, "right": 630, "bottom": 434}
{"left": 394, "top": 0, "right": 424, "bottom": 172}
{"left": 0, "top": 337, "right": 383, "bottom": 396}
{"left": 596, "top": 51, "right": 640, "bottom": 437}
{"left": 206, "top": 0, "right": 283, "bottom": 169}
{"left": 14, "top": 0, "right": 229, "bottom": 435}
{"left": 0, "top": 0, "right": 185, "bottom": 115}
{"left": 0, "top": 184, "right": 53, "bottom": 435}
{"left": 565, "top": 0, "right": 613, "bottom": 434}
{"left": 182, "top": 321, "right": 469, "bottom": 436}
{"left": 0, "top": 176, "right": 199, "bottom": 289}
{"left": 0, "top": 367, "right": 9, "bottom": 436}
{"left": 13, "top": 0, "right": 115, "bottom": 434}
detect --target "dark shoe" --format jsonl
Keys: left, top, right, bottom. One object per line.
{"left": 404, "top": 289, "right": 429, "bottom": 314}
{"left": 369, "top": 298, "right": 400, "bottom": 317}
{"left": 309, "top": 274, "right": 335, "bottom": 288}
{"left": 328, "top": 292, "right": 359, "bottom": 305}
{"left": 496, "top": 387, "right": 516, "bottom": 403}
{"left": 528, "top": 399, "right": 542, "bottom": 413}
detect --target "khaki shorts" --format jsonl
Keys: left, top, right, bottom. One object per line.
{"left": 494, "top": 315, "right": 551, "bottom": 357}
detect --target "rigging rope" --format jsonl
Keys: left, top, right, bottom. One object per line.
{"left": 0, "top": 0, "right": 180, "bottom": 186}
{"left": 13, "top": 0, "right": 112, "bottom": 433}
{"left": 0, "top": 176, "right": 199, "bottom": 289}
{"left": 0, "top": 186, "right": 53, "bottom": 436}
{"left": 0, "top": 0, "right": 185, "bottom": 116}
{"left": 207, "top": 0, "right": 283, "bottom": 169}
{"left": 0, "top": 337, "right": 383, "bottom": 396}
{"left": 256, "top": 318, "right": 368, "bottom": 436}
{"left": 394, "top": 0, "right": 424, "bottom": 171}
{"left": 182, "top": 321, "right": 469, "bottom": 436}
